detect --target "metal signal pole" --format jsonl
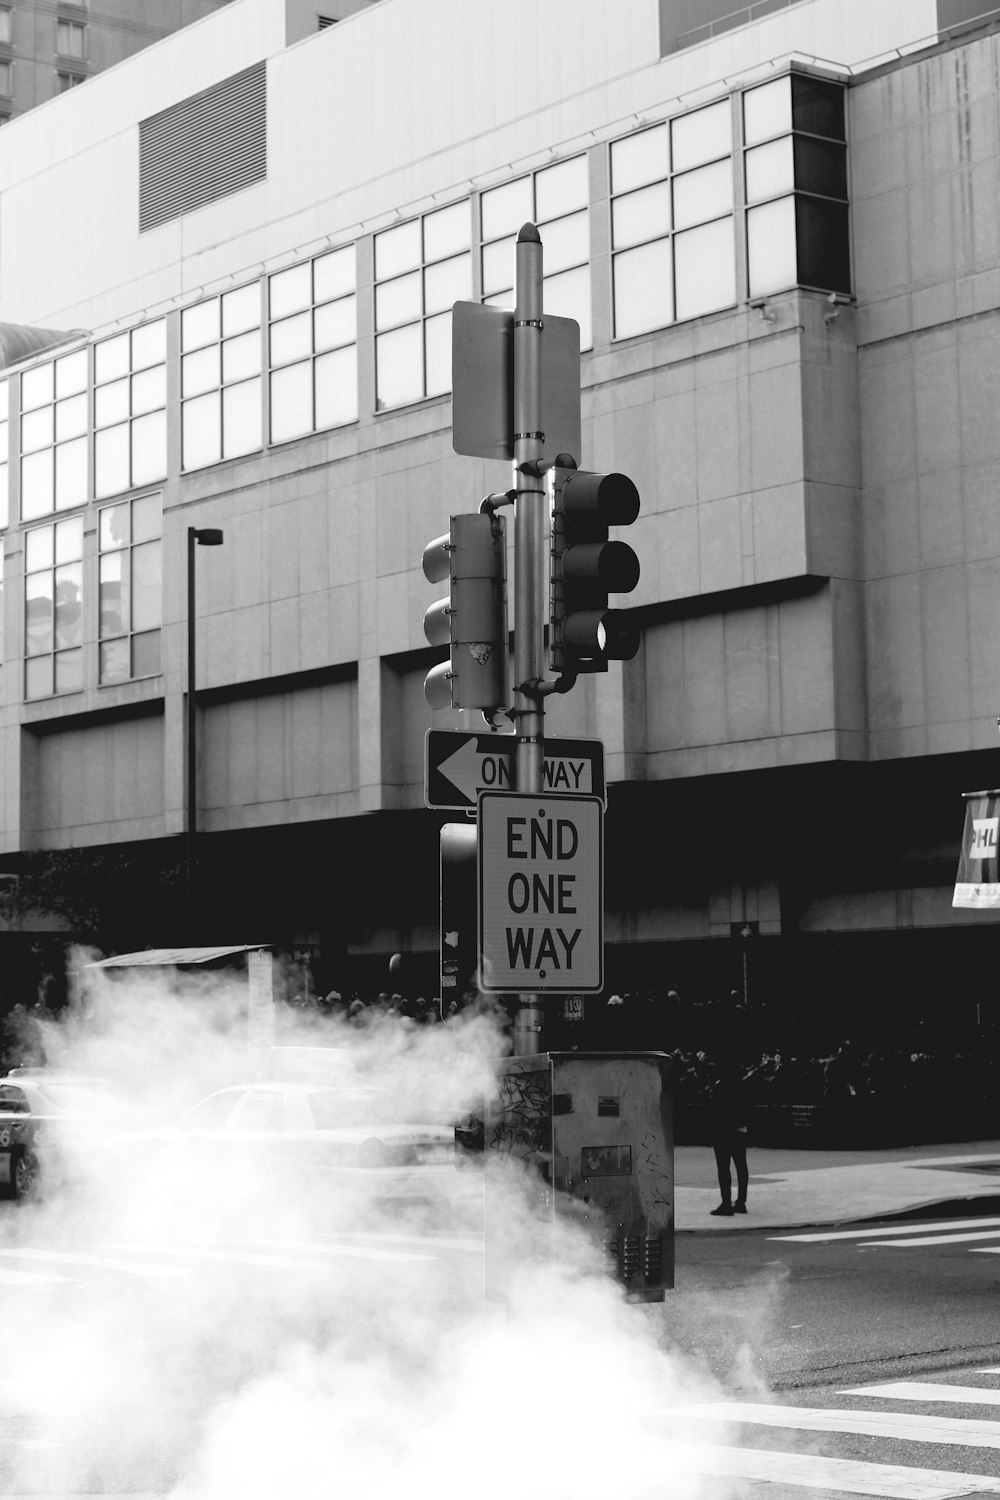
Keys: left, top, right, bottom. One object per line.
{"left": 512, "top": 223, "right": 546, "bottom": 1055}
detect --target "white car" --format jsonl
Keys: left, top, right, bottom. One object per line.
{"left": 100, "top": 1081, "right": 470, "bottom": 1222}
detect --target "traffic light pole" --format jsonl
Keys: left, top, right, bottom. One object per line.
{"left": 512, "top": 223, "right": 546, "bottom": 1055}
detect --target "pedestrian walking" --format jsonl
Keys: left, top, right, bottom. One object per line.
{"left": 709, "top": 1061, "right": 750, "bottom": 1216}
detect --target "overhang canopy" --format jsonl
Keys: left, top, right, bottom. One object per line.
{"left": 86, "top": 945, "right": 268, "bottom": 969}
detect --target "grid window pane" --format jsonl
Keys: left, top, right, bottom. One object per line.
{"left": 100, "top": 503, "right": 129, "bottom": 551}
{"left": 55, "top": 516, "right": 82, "bottom": 563}
{"left": 95, "top": 424, "right": 130, "bottom": 498}
{"left": 535, "top": 155, "right": 588, "bottom": 221}
{"left": 21, "top": 449, "right": 53, "bottom": 519}
{"left": 131, "top": 410, "right": 166, "bottom": 487}
{"left": 182, "top": 298, "right": 220, "bottom": 352}
{"left": 269, "top": 263, "right": 312, "bottom": 321}
{"left": 613, "top": 241, "right": 673, "bottom": 338}
{"left": 743, "top": 77, "right": 792, "bottom": 146}
{"left": 183, "top": 390, "right": 222, "bottom": 470}
{"left": 270, "top": 310, "right": 313, "bottom": 366}
{"left": 54, "top": 436, "right": 87, "bottom": 510}
{"left": 674, "top": 217, "right": 736, "bottom": 320}
{"left": 132, "top": 493, "right": 161, "bottom": 544}
{"left": 424, "top": 201, "right": 470, "bottom": 262}
{"left": 611, "top": 124, "right": 668, "bottom": 196}
{"left": 375, "top": 324, "right": 423, "bottom": 409}
{"left": 54, "top": 648, "right": 82, "bottom": 695}
{"left": 183, "top": 345, "right": 221, "bottom": 399}
{"left": 375, "top": 219, "right": 422, "bottom": 281}
{"left": 99, "top": 551, "right": 127, "bottom": 638}
{"left": 537, "top": 210, "right": 588, "bottom": 275}
{"left": 131, "top": 320, "right": 165, "bottom": 371}
{"left": 746, "top": 195, "right": 797, "bottom": 296}
{"left": 54, "top": 562, "right": 82, "bottom": 648}
{"left": 55, "top": 392, "right": 87, "bottom": 442}
{"left": 612, "top": 182, "right": 671, "bottom": 250}
{"left": 99, "top": 638, "right": 129, "bottom": 686}
{"left": 95, "top": 333, "right": 129, "bottom": 384}
{"left": 132, "top": 629, "right": 161, "bottom": 678}
{"left": 21, "top": 363, "right": 54, "bottom": 412}
{"left": 132, "top": 540, "right": 161, "bottom": 631}
{"left": 95, "top": 378, "right": 129, "bottom": 429}
{"left": 21, "top": 406, "right": 53, "bottom": 454}
{"left": 673, "top": 158, "right": 733, "bottom": 231}
{"left": 314, "top": 246, "right": 354, "bottom": 304}
{"left": 423, "top": 252, "right": 471, "bottom": 316}
{"left": 745, "top": 137, "right": 796, "bottom": 204}
{"left": 221, "top": 283, "right": 260, "bottom": 336}
{"left": 375, "top": 271, "right": 421, "bottom": 332}
{"left": 481, "top": 176, "right": 533, "bottom": 242}
{"left": 55, "top": 350, "right": 87, "bottom": 398}
{"left": 26, "top": 656, "right": 52, "bottom": 698}
{"left": 424, "top": 311, "right": 452, "bottom": 398}
{"left": 544, "top": 265, "right": 591, "bottom": 351}
{"left": 482, "top": 235, "right": 515, "bottom": 298}
{"left": 270, "top": 360, "right": 313, "bottom": 444}
{"left": 222, "top": 377, "right": 262, "bottom": 456}
{"left": 672, "top": 99, "right": 732, "bottom": 171}
{"left": 222, "top": 330, "right": 261, "bottom": 383}
{"left": 25, "top": 526, "right": 53, "bottom": 571}
{"left": 25, "top": 572, "right": 53, "bottom": 655}
{"left": 314, "top": 296, "right": 356, "bottom": 353}
{"left": 315, "top": 346, "right": 358, "bottom": 429}
{"left": 131, "top": 364, "right": 166, "bottom": 417}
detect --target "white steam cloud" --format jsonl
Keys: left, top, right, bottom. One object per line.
{"left": 0, "top": 953, "right": 753, "bottom": 1499}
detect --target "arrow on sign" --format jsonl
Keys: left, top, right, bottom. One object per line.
{"left": 434, "top": 738, "right": 600, "bottom": 807}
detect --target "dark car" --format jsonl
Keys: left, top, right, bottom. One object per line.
{"left": 0, "top": 1073, "right": 133, "bottom": 1201}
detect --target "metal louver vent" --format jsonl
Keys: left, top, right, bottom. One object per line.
{"left": 139, "top": 61, "right": 266, "bottom": 233}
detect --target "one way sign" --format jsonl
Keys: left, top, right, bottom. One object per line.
{"left": 425, "top": 731, "right": 605, "bottom": 810}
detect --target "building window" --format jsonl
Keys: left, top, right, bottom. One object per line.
{"left": 610, "top": 99, "right": 735, "bottom": 338}
{"left": 268, "top": 245, "right": 356, "bottom": 441}
{"left": 0, "top": 8, "right": 12, "bottom": 46}
{"left": 0, "top": 381, "right": 8, "bottom": 530}
{"left": 57, "top": 71, "right": 84, "bottom": 92}
{"left": 481, "top": 158, "right": 591, "bottom": 348}
{"left": 182, "top": 283, "right": 262, "bottom": 469}
{"left": 56, "top": 19, "right": 85, "bottom": 58}
{"left": 20, "top": 348, "right": 88, "bottom": 522}
{"left": 743, "top": 73, "right": 849, "bottom": 298}
{"left": 0, "top": 59, "right": 11, "bottom": 96}
{"left": 94, "top": 320, "right": 166, "bottom": 500}
{"left": 24, "top": 515, "right": 83, "bottom": 699}
{"left": 374, "top": 203, "right": 470, "bottom": 409}
{"left": 98, "top": 493, "right": 162, "bottom": 684}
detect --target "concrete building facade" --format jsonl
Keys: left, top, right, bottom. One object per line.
{"left": 0, "top": 0, "right": 998, "bottom": 1035}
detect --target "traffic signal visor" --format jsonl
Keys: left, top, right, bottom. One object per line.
{"left": 550, "top": 469, "right": 641, "bottom": 673}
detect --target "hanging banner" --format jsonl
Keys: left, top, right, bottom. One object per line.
{"left": 953, "top": 790, "right": 1000, "bottom": 908}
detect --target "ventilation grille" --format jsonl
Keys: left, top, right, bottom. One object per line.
{"left": 318, "top": 15, "right": 338, "bottom": 26}
{"left": 139, "top": 61, "right": 266, "bottom": 233}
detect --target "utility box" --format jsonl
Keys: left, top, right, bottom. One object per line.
{"left": 482, "top": 1051, "right": 673, "bottom": 1301}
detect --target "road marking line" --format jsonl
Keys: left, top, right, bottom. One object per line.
{"left": 668, "top": 1442, "right": 1000, "bottom": 1497}
{"left": 0, "top": 1268, "right": 75, "bottom": 1285}
{"left": 861, "top": 1230, "right": 1000, "bottom": 1248}
{"left": 679, "top": 1401, "right": 1000, "bottom": 1447}
{"left": 0, "top": 1247, "right": 181, "bottom": 1278}
{"left": 842, "top": 1382, "right": 1000, "bottom": 1406}
{"left": 770, "top": 1216, "right": 1000, "bottom": 1243}
{"left": 101, "top": 1240, "right": 434, "bottom": 1267}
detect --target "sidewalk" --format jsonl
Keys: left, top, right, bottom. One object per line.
{"left": 674, "top": 1138, "right": 1000, "bottom": 1231}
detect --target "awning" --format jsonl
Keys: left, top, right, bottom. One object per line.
{"left": 86, "top": 945, "right": 268, "bottom": 969}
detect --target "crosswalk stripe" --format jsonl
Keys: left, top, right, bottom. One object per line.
{"left": 667, "top": 1441, "right": 1000, "bottom": 1497}
{"left": 679, "top": 1400, "right": 1000, "bottom": 1447}
{"left": 0, "top": 1248, "right": 182, "bottom": 1279}
{"left": 841, "top": 1381, "right": 1000, "bottom": 1406}
{"left": 770, "top": 1216, "right": 1000, "bottom": 1243}
{"left": 861, "top": 1230, "right": 1000, "bottom": 1248}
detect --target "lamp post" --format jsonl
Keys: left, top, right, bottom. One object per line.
{"left": 186, "top": 525, "right": 224, "bottom": 915}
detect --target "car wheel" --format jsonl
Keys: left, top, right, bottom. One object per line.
{"left": 11, "top": 1149, "right": 38, "bottom": 1202}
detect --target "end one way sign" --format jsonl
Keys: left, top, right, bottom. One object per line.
{"left": 477, "top": 792, "right": 603, "bottom": 994}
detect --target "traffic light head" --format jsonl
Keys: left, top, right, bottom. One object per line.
{"left": 549, "top": 468, "right": 641, "bottom": 674}
{"left": 423, "top": 511, "right": 509, "bottom": 711}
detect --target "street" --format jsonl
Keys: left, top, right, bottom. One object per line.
{"left": 5, "top": 1189, "right": 1000, "bottom": 1498}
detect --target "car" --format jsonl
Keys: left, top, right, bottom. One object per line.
{"left": 99, "top": 1080, "right": 479, "bottom": 1227}
{"left": 0, "top": 1073, "right": 135, "bottom": 1202}
{"left": 254, "top": 1045, "right": 360, "bottom": 1086}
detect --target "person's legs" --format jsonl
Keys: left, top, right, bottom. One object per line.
{"left": 713, "top": 1142, "right": 732, "bottom": 1203}
{"left": 731, "top": 1135, "right": 749, "bottom": 1209}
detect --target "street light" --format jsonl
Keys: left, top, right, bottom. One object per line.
{"left": 186, "top": 526, "right": 224, "bottom": 912}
